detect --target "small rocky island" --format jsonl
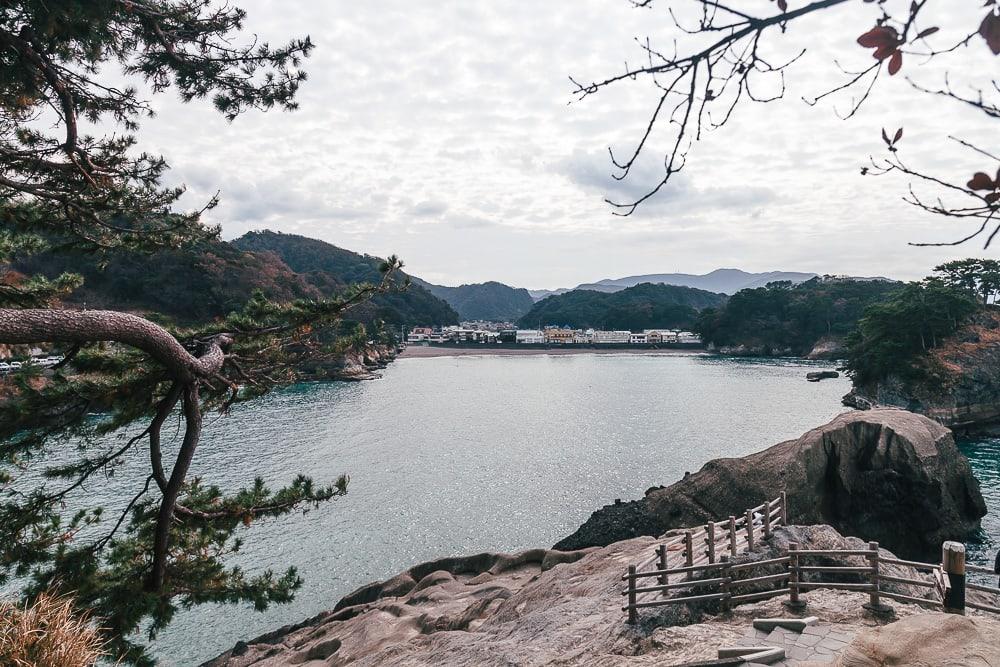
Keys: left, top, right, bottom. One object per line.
{"left": 203, "top": 409, "right": 992, "bottom": 666}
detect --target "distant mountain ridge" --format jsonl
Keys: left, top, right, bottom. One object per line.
{"left": 411, "top": 279, "right": 534, "bottom": 322}
{"left": 528, "top": 268, "right": 818, "bottom": 301}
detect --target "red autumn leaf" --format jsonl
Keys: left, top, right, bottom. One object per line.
{"left": 887, "top": 50, "right": 903, "bottom": 75}
{"left": 873, "top": 44, "right": 897, "bottom": 60}
{"left": 777, "top": 0, "right": 787, "bottom": 11}
{"left": 858, "top": 26, "right": 898, "bottom": 49}
{"left": 881, "top": 128, "right": 891, "bottom": 145}
{"left": 969, "top": 172, "right": 996, "bottom": 191}
{"left": 981, "top": 11, "right": 1000, "bottom": 55}
{"left": 987, "top": 192, "right": 1000, "bottom": 204}
{"left": 916, "top": 27, "right": 940, "bottom": 39}
{"left": 893, "top": 127, "right": 903, "bottom": 143}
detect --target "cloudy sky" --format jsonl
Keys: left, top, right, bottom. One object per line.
{"left": 139, "top": 1, "right": 997, "bottom": 289}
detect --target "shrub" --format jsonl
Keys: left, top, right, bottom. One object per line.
{"left": 0, "top": 593, "right": 107, "bottom": 667}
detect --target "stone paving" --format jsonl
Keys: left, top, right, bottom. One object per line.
{"left": 740, "top": 622, "right": 856, "bottom": 666}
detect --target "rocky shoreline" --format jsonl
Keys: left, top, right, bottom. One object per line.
{"left": 298, "top": 343, "right": 398, "bottom": 381}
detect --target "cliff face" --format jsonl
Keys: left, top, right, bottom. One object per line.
{"left": 555, "top": 409, "right": 985, "bottom": 560}
{"left": 201, "top": 525, "right": 936, "bottom": 667}
{"left": 845, "top": 309, "right": 1000, "bottom": 432}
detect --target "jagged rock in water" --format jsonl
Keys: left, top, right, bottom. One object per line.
{"left": 806, "top": 370, "right": 840, "bottom": 382}
{"left": 555, "top": 409, "right": 985, "bottom": 560}
{"left": 837, "top": 612, "right": 1000, "bottom": 666}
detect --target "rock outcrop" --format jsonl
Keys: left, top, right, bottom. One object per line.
{"left": 807, "top": 336, "right": 848, "bottom": 360}
{"left": 298, "top": 344, "right": 397, "bottom": 381}
{"left": 202, "top": 525, "right": 929, "bottom": 667}
{"left": 555, "top": 409, "right": 985, "bottom": 559}
{"left": 845, "top": 309, "right": 1000, "bottom": 432}
{"left": 837, "top": 612, "right": 1000, "bottom": 666}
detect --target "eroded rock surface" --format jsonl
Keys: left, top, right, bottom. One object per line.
{"left": 556, "top": 409, "right": 985, "bottom": 559}
{"left": 202, "top": 526, "right": 934, "bottom": 667}
{"left": 836, "top": 612, "right": 1000, "bottom": 666}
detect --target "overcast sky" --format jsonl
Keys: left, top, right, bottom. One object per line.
{"left": 139, "top": 1, "right": 997, "bottom": 289}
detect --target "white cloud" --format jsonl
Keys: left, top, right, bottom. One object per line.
{"left": 131, "top": 0, "right": 997, "bottom": 287}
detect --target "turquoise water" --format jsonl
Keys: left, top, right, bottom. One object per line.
{"left": 959, "top": 438, "right": 1000, "bottom": 576}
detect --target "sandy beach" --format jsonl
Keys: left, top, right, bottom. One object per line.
{"left": 397, "top": 345, "right": 708, "bottom": 359}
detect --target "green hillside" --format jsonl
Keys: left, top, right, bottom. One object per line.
{"left": 232, "top": 231, "right": 458, "bottom": 326}
{"left": 696, "top": 277, "right": 899, "bottom": 355}
{"left": 17, "top": 231, "right": 459, "bottom": 327}
{"left": 516, "top": 282, "right": 725, "bottom": 330}
{"left": 413, "top": 279, "right": 535, "bottom": 321}
{"left": 15, "top": 239, "right": 321, "bottom": 324}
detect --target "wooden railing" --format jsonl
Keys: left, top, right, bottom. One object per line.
{"left": 623, "top": 498, "right": 1000, "bottom": 622}
{"left": 623, "top": 494, "right": 787, "bottom": 623}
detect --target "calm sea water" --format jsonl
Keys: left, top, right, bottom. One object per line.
{"left": 150, "top": 353, "right": 852, "bottom": 664}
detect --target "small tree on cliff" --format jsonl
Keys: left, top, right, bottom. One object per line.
{"left": 933, "top": 258, "right": 1000, "bottom": 304}
{"left": 577, "top": 1, "right": 999, "bottom": 245}
{"left": 0, "top": 2, "right": 403, "bottom": 663}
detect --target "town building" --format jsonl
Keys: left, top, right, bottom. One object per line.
{"left": 592, "top": 330, "right": 631, "bottom": 344}
{"left": 544, "top": 328, "right": 577, "bottom": 344}
{"left": 515, "top": 329, "right": 546, "bottom": 344}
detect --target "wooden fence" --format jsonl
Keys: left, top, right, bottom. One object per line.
{"left": 622, "top": 494, "right": 787, "bottom": 623}
{"left": 623, "top": 497, "right": 1000, "bottom": 623}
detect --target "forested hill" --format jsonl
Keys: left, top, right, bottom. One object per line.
{"left": 231, "top": 231, "right": 459, "bottom": 326}
{"left": 516, "top": 283, "right": 725, "bottom": 330}
{"left": 695, "top": 277, "right": 899, "bottom": 357}
{"left": 411, "top": 278, "right": 535, "bottom": 321}
{"left": 18, "top": 231, "right": 459, "bottom": 327}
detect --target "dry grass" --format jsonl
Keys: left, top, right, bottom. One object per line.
{"left": 0, "top": 592, "right": 108, "bottom": 667}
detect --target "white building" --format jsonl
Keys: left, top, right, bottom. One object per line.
{"left": 629, "top": 332, "right": 648, "bottom": 344}
{"left": 677, "top": 331, "right": 702, "bottom": 344}
{"left": 516, "top": 329, "right": 546, "bottom": 344}
{"left": 644, "top": 329, "right": 679, "bottom": 343}
{"left": 592, "top": 330, "right": 631, "bottom": 344}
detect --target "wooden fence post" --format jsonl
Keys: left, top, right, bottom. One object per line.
{"left": 720, "top": 556, "right": 732, "bottom": 613}
{"left": 762, "top": 503, "right": 772, "bottom": 539}
{"left": 780, "top": 491, "right": 788, "bottom": 526}
{"left": 864, "top": 540, "right": 892, "bottom": 616}
{"left": 942, "top": 541, "right": 966, "bottom": 615}
{"left": 785, "top": 542, "right": 806, "bottom": 610}
{"left": 657, "top": 544, "right": 668, "bottom": 586}
{"left": 707, "top": 522, "right": 716, "bottom": 563}
{"left": 745, "top": 509, "right": 755, "bottom": 552}
{"left": 684, "top": 531, "right": 694, "bottom": 568}
{"left": 728, "top": 516, "right": 738, "bottom": 559}
{"left": 627, "top": 565, "right": 637, "bottom": 624}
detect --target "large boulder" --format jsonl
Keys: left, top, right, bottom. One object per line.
{"left": 836, "top": 612, "right": 1000, "bottom": 666}
{"left": 556, "top": 409, "right": 985, "bottom": 559}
